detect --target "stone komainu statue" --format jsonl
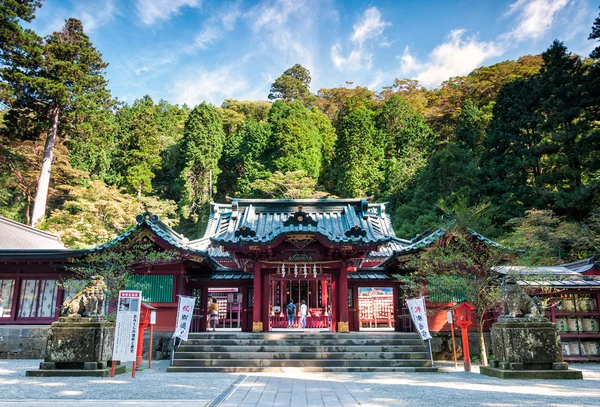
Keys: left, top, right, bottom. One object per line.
{"left": 501, "top": 277, "right": 544, "bottom": 318}
{"left": 60, "top": 276, "right": 107, "bottom": 317}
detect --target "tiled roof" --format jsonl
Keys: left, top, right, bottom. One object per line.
{"left": 0, "top": 216, "right": 65, "bottom": 249}
{"left": 519, "top": 280, "right": 600, "bottom": 288}
{"left": 347, "top": 271, "right": 394, "bottom": 280}
{"left": 90, "top": 212, "right": 207, "bottom": 257}
{"left": 561, "top": 257, "right": 598, "bottom": 274}
{"left": 208, "top": 198, "right": 395, "bottom": 246}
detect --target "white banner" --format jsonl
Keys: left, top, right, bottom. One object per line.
{"left": 173, "top": 295, "right": 196, "bottom": 341}
{"left": 112, "top": 290, "right": 142, "bottom": 362}
{"left": 406, "top": 297, "right": 432, "bottom": 341}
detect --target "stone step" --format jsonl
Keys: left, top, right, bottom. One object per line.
{"left": 170, "top": 358, "right": 432, "bottom": 368}
{"left": 186, "top": 332, "right": 420, "bottom": 340}
{"left": 173, "top": 351, "right": 430, "bottom": 360}
{"left": 176, "top": 345, "right": 426, "bottom": 353}
{"left": 167, "top": 366, "right": 439, "bottom": 373}
{"left": 180, "top": 339, "right": 424, "bottom": 346}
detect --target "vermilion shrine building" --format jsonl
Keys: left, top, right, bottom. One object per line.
{"left": 1, "top": 198, "right": 599, "bottom": 361}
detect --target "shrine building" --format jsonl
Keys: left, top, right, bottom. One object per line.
{"left": 1, "top": 197, "right": 600, "bottom": 360}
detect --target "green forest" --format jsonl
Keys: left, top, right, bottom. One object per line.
{"left": 1, "top": 1, "right": 600, "bottom": 265}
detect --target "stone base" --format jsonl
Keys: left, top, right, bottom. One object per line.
{"left": 480, "top": 366, "right": 583, "bottom": 380}
{"left": 491, "top": 321, "right": 564, "bottom": 370}
{"left": 26, "top": 364, "right": 126, "bottom": 377}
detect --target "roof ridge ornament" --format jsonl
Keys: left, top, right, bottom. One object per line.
{"left": 283, "top": 205, "right": 318, "bottom": 227}
{"left": 234, "top": 225, "right": 256, "bottom": 238}
{"left": 136, "top": 212, "right": 159, "bottom": 224}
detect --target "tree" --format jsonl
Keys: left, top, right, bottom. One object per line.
{"left": 68, "top": 238, "right": 181, "bottom": 301}
{"left": 589, "top": 7, "right": 600, "bottom": 59}
{"left": 114, "top": 96, "right": 162, "bottom": 198}
{"left": 376, "top": 95, "right": 434, "bottom": 198}
{"left": 2, "top": 18, "right": 111, "bottom": 227}
{"left": 478, "top": 77, "right": 542, "bottom": 224}
{"left": 455, "top": 99, "right": 485, "bottom": 151}
{"left": 266, "top": 101, "right": 323, "bottom": 179}
{"left": 177, "top": 102, "right": 225, "bottom": 222}
{"left": 332, "top": 105, "right": 384, "bottom": 197}
{"left": 505, "top": 209, "right": 593, "bottom": 265}
{"left": 268, "top": 64, "right": 316, "bottom": 106}
{"left": 0, "top": 0, "right": 43, "bottom": 105}
{"left": 398, "top": 208, "right": 508, "bottom": 366}
{"left": 250, "top": 170, "right": 332, "bottom": 199}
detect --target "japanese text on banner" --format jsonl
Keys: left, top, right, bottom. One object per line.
{"left": 406, "top": 297, "right": 432, "bottom": 341}
{"left": 173, "top": 295, "right": 196, "bottom": 341}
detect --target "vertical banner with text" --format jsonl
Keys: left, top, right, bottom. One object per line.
{"left": 406, "top": 297, "right": 432, "bottom": 341}
{"left": 112, "top": 290, "right": 142, "bottom": 362}
{"left": 173, "top": 295, "right": 196, "bottom": 341}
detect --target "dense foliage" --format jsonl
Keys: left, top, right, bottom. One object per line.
{"left": 1, "top": 2, "right": 600, "bottom": 265}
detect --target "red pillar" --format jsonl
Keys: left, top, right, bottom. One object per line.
{"left": 460, "top": 326, "right": 471, "bottom": 372}
{"left": 262, "top": 272, "right": 270, "bottom": 332}
{"left": 253, "top": 262, "right": 262, "bottom": 332}
{"left": 337, "top": 263, "right": 349, "bottom": 332}
{"left": 393, "top": 283, "right": 401, "bottom": 332}
{"left": 330, "top": 272, "right": 338, "bottom": 332}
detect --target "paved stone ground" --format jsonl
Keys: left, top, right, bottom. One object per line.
{"left": 1, "top": 360, "right": 600, "bottom": 406}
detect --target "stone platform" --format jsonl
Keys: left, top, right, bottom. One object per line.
{"left": 26, "top": 317, "right": 123, "bottom": 377}
{"left": 480, "top": 319, "right": 582, "bottom": 380}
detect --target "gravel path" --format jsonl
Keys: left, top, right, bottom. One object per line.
{"left": 1, "top": 360, "right": 599, "bottom": 406}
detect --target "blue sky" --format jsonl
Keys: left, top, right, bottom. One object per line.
{"left": 27, "top": 0, "right": 598, "bottom": 106}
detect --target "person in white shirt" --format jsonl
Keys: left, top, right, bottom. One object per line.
{"left": 299, "top": 300, "right": 308, "bottom": 329}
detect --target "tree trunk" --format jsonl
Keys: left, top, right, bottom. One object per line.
{"left": 31, "top": 106, "right": 60, "bottom": 228}
{"left": 478, "top": 313, "right": 488, "bottom": 366}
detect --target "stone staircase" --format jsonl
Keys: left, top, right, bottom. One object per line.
{"left": 167, "top": 332, "right": 437, "bottom": 373}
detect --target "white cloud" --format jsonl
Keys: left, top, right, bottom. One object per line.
{"left": 400, "top": 29, "right": 502, "bottom": 88}
{"left": 351, "top": 7, "right": 390, "bottom": 44}
{"left": 136, "top": 0, "right": 201, "bottom": 26}
{"left": 502, "top": 0, "right": 570, "bottom": 42}
{"left": 29, "top": 0, "right": 117, "bottom": 35}
{"left": 249, "top": 0, "right": 302, "bottom": 32}
{"left": 170, "top": 66, "right": 250, "bottom": 106}
{"left": 331, "top": 6, "right": 390, "bottom": 72}
{"left": 330, "top": 44, "right": 368, "bottom": 71}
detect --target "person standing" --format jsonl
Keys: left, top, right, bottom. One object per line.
{"left": 208, "top": 298, "right": 219, "bottom": 331}
{"left": 286, "top": 299, "right": 296, "bottom": 328}
{"left": 299, "top": 300, "right": 308, "bottom": 329}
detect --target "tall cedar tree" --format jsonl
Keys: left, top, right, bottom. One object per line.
{"left": 3, "top": 18, "right": 111, "bottom": 227}
{"left": 266, "top": 101, "right": 323, "bottom": 180}
{"left": 536, "top": 40, "right": 595, "bottom": 218}
{"left": 478, "top": 77, "right": 542, "bottom": 224}
{"left": 178, "top": 103, "right": 225, "bottom": 221}
{"left": 332, "top": 106, "right": 384, "bottom": 197}
{"left": 116, "top": 95, "right": 162, "bottom": 198}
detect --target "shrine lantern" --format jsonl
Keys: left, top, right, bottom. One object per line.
{"left": 451, "top": 302, "right": 475, "bottom": 372}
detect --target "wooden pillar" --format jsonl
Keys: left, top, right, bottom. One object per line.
{"left": 252, "top": 262, "right": 263, "bottom": 332}
{"left": 393, "top": 283, "right": 401, "bottom": 332}
{"left": 262, "top": 272, "right": 270, "bottom": 332}
{"left": 337, "top": 263, "right": 349, "bottom": 332}
{"left": 321, "top": 280, "right": 328, "bottom": 308}
{"left": 330, "top": 272, "right": 338, "bottom": 332}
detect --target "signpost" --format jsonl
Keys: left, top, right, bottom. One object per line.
{"left": 111, "top": 290, "right": 142, "bottom": 378}
{"left": 406, "top": 297, "right": 434, "bottom": 367}
{"left": 447, "top": 310, "right": 458, "bottom": 370}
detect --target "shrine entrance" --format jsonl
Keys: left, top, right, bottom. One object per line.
{"left": 269, "top": 274, "right": 331, "bottom": 330}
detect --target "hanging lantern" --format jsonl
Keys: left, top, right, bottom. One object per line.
{"left": 294, "top": 263, "right": 298, "bottom": 278}
{"left": 313, "top": 264, "right": 317, "bottom": 278}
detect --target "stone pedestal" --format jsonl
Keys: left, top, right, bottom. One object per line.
{"left": 26, "top": 317, "right": 125, "bottom": 377}
{"left": 480, "top": 318, "right": 582, "bottom": 379}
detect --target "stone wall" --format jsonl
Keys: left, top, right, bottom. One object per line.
{"left": 431, "top": 331, "right": 492, "bottom": 362}
{"left": 0, "top": 326, "right": 50, "bottom": 359}
{"left": 142, "top": 331, "right": 175, "bottom": 360}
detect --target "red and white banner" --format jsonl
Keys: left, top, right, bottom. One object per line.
{"left": 173, "top": 295, "right": 196, "bottom": 341}
{"left": 112, "top": 290, "right": 142, "bottom": 361}
{"left": 406, "top": 297, "right": 432, "bottom": 341}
